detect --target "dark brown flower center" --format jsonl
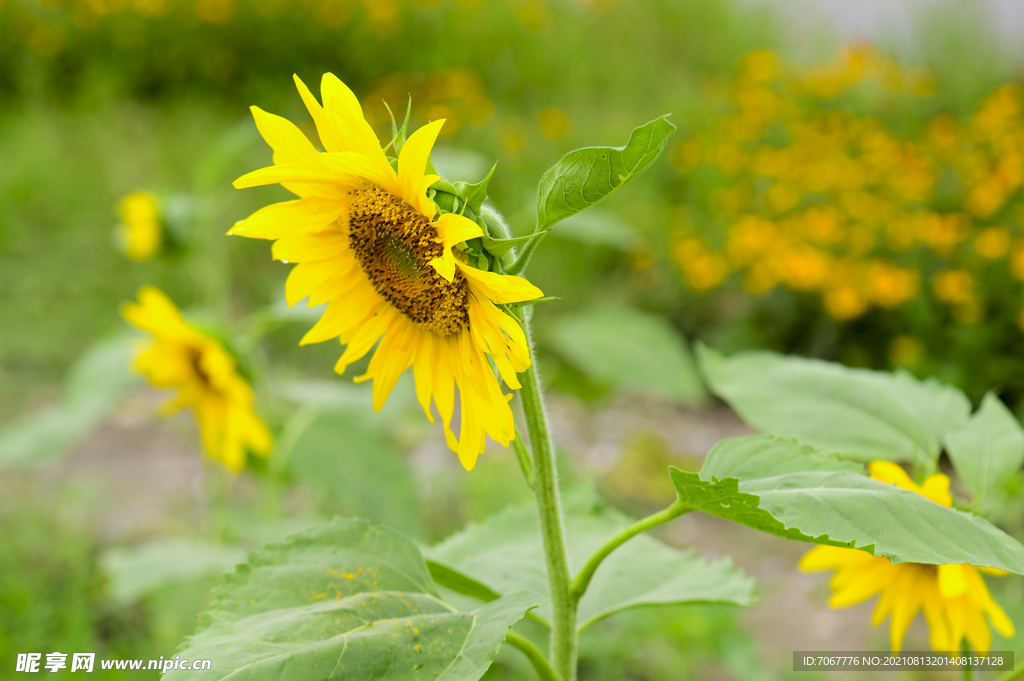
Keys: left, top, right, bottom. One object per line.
{"left": 347, "top": 186, "right": 469, "bottom": 336}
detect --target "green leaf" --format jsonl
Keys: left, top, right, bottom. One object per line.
{"left": 287, "top": 410, "right": 420, "bottom": 535}
{"left": 166, "top": 518, "right": 542, "bottom": 681}
{"left": 453, "top": 162, "right": 496, "bottom": 217}
{"left": 697, "top": 345, "right": 970, "bottom": 466}
{"left": 426, "top": 484, "right": 754, "bottom": 630}
{"left": 671, "top": 435, "right": 1024, "bottom": 573}
{"left": 0, "top": 337, "right": 139, "bottom": 467}
{"left": 547, "top": 307, "right": 706, "bottom": 406}
{"left": 536, "top": 115, "right": 675, "bottom": 231}
{"left": 101, "top": 539, "right": 245, "bottom": 606}
{"left": 945, "top": 392, "right": 1024, "bottom": 508}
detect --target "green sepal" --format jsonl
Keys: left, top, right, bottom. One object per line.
{"left": 453, "top": 162, "right": 497, "bottom": 216}
{"left": 382, "top": 97, "right": 412, "bottom": 156}
{"left": 457, "top": 237, "right": 493, "bottom": 272}
{"left": 512, "top": 296, "right": 559, "bottom": 308}
{"left": 433, "top": 179, "right": 459, "bottom": 195}
{"left": 480, "top": 231, "right": 544, "bottom": 258}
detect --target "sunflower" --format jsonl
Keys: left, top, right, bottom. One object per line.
{"left": 117, "top": 191, "right": 162, "bottom": 261}
{"left": 801, "top": 461, "right": 1014, "bottom": 652}
{"left": 230, "top": 73, "right": 542, "bottom": 470}
{"left": 122, "top": 286, "right": 273, "bottom": 470}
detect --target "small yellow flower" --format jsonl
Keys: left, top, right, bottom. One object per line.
{"left": 230, "top": 74, "right": 543, "bottom": 470}
{"left": 974, "top": 226, "right": 1012, "bottom": 259}
{"left": 117, "top": 192, "right": 162, "bottom": 261}
{"left": 122, "top": 287, "right": 273, "bottom": 471}
{"left": 933, "top": 269, "right": 974, "bottom": 305}
{"left": 801, "top": 462, "right": 1014, "bottom": 653}
{"left": 824, "top": 284, "right": 867, "bottom": 320}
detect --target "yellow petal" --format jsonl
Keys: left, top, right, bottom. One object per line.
{"left": 889, "top": 565, "right": 927, "bottom": 652}
{"left": 430, "top": 254, "right": 457, "bottom": 282}
{"left": 229, "top": 198, "right": 346, "bottom": 240}
{"left": 965, "top": 605, "right": 992, "bottom": 653}
{"left": 920, "top": 474, "right": 953, "bottom": 507}
{"left": 412, "top": 333, "right": 435, "bottom": 422}
{"left": 360, "top": 317, "right": 416, "bottom": 412}
{"left": 938, "top": 564, "right": 969, "bottom": 599}
{"left": 334, "top": 308, "right": 394, "bottom": 375}
{"left": 869, "top": 461, "right": 919, "bottom": 492}
{"left": 398, "top": 119, "right": 445, "bottom": 207}
{"left": 301, "top": 288, "right": 381, "bottom": 345}
{"left": 436, "top": 212, "right": 484, "bottom": 246}
{"left": 457, "top": 260, "right": 543, "bottom": 304}
{"left": 320, "top": 72, "right": 364, "bottom": 120}
{"left": 979, "top": 566, "right": 1011, "bottom": 576}
{"left": 272, "top": 231, "right": 348, "bottom": 263}
{"left": 922, "top": 580, "right": 953, "bottom": 650}
{"left": 233, "top": 163, "right": 358, "bottom": 190}
{"left": 250, "top": 105, "right": 321, "bottom": 166}
{"left": 294, "top": 73, "right": 341, "bottom": 152}
{"left": 286, "top": 259, "right": 341, "bottom": 307}
{"left": 828, "top": 559, "right": 891, "bottom": 607}
{"left": 800, "top": 545, "right": 865, "bottom": 571}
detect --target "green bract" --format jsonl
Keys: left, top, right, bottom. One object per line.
{"left": 164, "top": 519, "right": 542, "bottom": 681}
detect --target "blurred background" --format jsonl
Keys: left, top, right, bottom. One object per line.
{"left": 4, "top": 0, "right": 1024, "bottom": 678}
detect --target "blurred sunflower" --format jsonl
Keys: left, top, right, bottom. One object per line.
{"left": 230, "top": 73, "right": 542, "bottom": 470}
{"left": 801, "top": 461, "right": 1014, "bottom": 652}
{"left": 122, "top": 286, "right": 273, "bottom": 471}
{"left": 117, "top": 191, "right": 162, "bottom": 261}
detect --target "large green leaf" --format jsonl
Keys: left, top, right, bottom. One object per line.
{"left": 426, "top": 484, "right": 754, "bottom": 630}
{"left": 546, "top": 307, "right": 706, "bottom": 406}
{"left": 536, "top": 115, "right": 675, "bottom": 231}
{"left": 697, "top": 345, "right": 970, "bottom": 466}
{"left": 166, "top": 518, "right": 541, "bottom": 681}
{"left": 0, "top": 337, "right": 139, "bottom": 466}
{"left": 671, "top": 435, "right": 1024, "bottom": 573}
{"left": 945, "top": 392, "right": 1024, "bottom": 508}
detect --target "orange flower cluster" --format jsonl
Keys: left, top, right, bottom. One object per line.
{"left": 671, "top": 46, "right": 1024, "bottom": 327}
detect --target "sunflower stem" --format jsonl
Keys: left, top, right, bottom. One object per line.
{"left": 570, "top": 501, "right": 690, "bottom": 602}
{"left": 518, "top": 312, "right": 576, "bottom": 681}
{"left": 962, "top": 641, "right": 974, "bottom": 681}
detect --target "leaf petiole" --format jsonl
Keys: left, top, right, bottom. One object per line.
{"left": 505, "top": 631, "right": 562, "bottom": 681}
{"left": 569, "top": 500, "right": 691, "bottom": 602}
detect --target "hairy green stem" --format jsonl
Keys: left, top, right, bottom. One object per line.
{"left": 505, "top": 631, "right": 562, "bottom": 681}
{"left": 570, "top": 501, "right": 691, "bottom": 602}
{"left": 518, "top": 313, "right": 577, "bottom": 681}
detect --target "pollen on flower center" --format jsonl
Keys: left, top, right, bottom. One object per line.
{"left": 347, "top": 186, "right": 470, "bottom": 336}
